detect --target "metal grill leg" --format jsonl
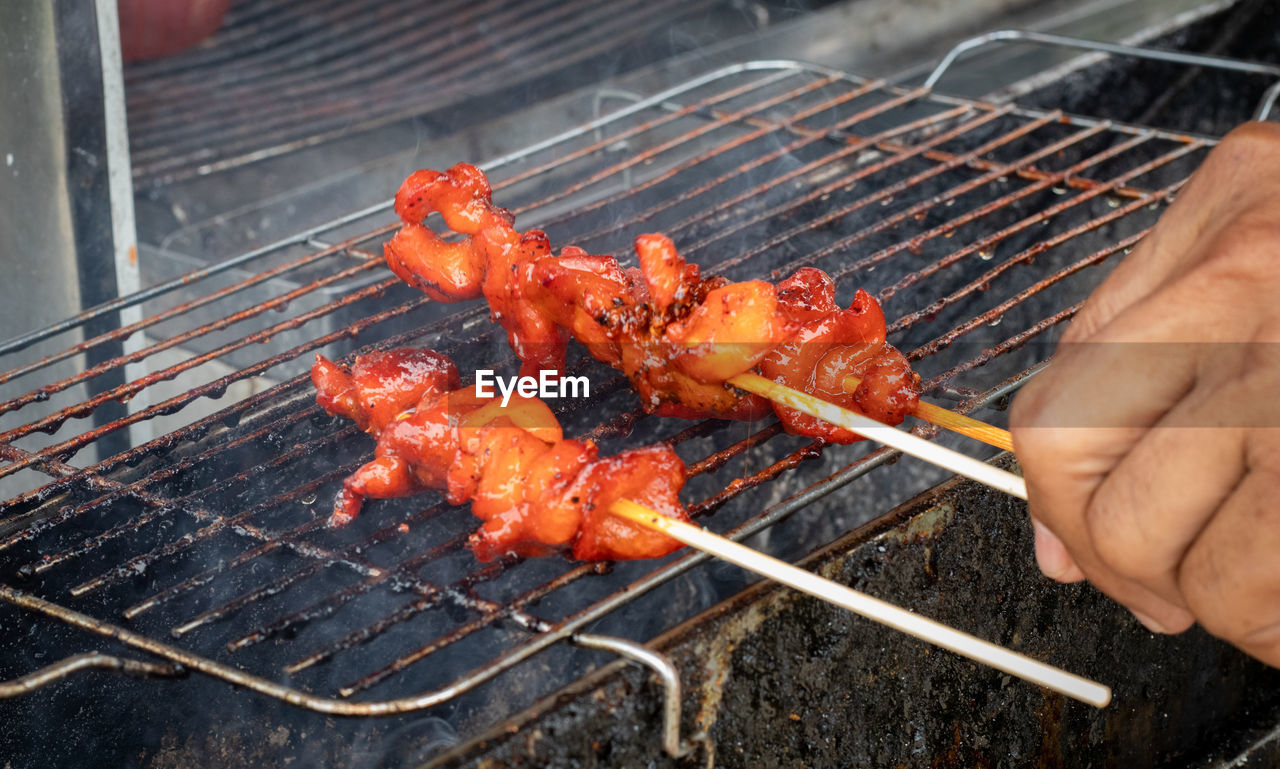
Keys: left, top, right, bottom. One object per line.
{"left": 574, "top": 633, "right": 708, "bottom": 760}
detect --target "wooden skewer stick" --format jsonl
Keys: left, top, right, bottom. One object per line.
{"left": 842, "top": 376, "right": 1015, "bottom": 452}
{"left": 610, "top": 499, "right": 1111, "bottom": 708}
{"left": 727, "top": 373, "right": 1027, "bottom": 500}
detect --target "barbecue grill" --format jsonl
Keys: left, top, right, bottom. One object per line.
{"left": 4, "top": 1, "right": 1280, "bottom": 766}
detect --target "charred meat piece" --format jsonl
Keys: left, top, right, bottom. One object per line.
{"left": 312, "top": 350, "right": 690, "bottom": 561}
{"left": 384, "top": 163, "right": 920, "bottom": 440}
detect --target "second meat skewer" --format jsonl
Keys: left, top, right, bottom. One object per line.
{"left": 384, "top": 162, "right": 923, "bottom": 440}
{"left": 312, "top": 347, "right": 1086, "bottom": 703}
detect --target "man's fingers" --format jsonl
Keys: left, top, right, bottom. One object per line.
{"left": 1061, "top": 122, "right": 1280, "bottom": 346}
{"left": 1046, "top": 517, "right": 1196, "bottom": 634}
{"left": 1031, "top": 518, "right": 1084, "bottom": 582}
{"left": 1179, "top": 464, "right": 1280, "bottom": 667}
{"left": 1012, "top": 301, "right": 1214, "bottom": 632}
{"left": 1084, "top": 412, "right": 1246, "bottom": 607}
{"left": 1016, "top": 422, "right": 1196, "bottom": 632}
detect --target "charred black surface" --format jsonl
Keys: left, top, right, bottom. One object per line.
{"left": 1019, "top": 0, "right": 1280, "bottom": 137}
{"left": 430, "top": 462, "right": 1280, "bottom": 768}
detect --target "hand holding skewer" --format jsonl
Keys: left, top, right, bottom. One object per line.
{"left": 1011, "top": 122, "right": 1280, "bottom": 668}
{"left": 610, "top": 499, "right": 1109, "bottom": 707}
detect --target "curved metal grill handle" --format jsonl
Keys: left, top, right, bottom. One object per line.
{"left": 0, "top": 652, "right": 184, "bottom": 697}
{"left": 573, "top": 633, "right": 709, "bottom": 760}
{"left": 1257, "top": 80, "right": 1280, "bottom": 122}
{"left": 925, "top": 29, "right": 1280, "bottom": 121}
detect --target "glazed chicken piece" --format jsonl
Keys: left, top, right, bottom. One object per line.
{"left": 388, "top": 163, "right": 792, "bottom": 420}
{"left": 311, "top": 349, "right": 690, "bottom": 561}
{"left": 384, "top": 162, "right": 920, "bottom": 437}
{"left": 761, "top": 268, "right": 919, "bottom": 443}
{"left": 310, "top": 347, "right": 459, "bottom": 433}
{"left": 387, "top": 166, "right": 568, "bottom": 375}
{"left": 525, "top": 234, "right": 783, "bottom": 421}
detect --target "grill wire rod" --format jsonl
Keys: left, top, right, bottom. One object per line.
{"left": 0, "top": 651, "right": 184, "bottom": 696}
{"left": 925, "top": 28, "right": 1280, "bottom": 114}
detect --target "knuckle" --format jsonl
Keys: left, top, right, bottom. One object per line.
{"left": 1207, "top": 123, "right": 1280, "bottom": 185}
{"left": 1199, "top": 215, "right": 1280, "bottom": 271}
{"left": 1084, "top": 494, "right": 1162, "bottom": 582}
{"left": 1178, "top": 543, "right": 1257, "bottom": 642}
{"left": 1165, "top": 231, "right": 1280, "bottom": 329}
{"left": 1060, "top": 290, "right": 1124, "bottom": 345}
{"left": 1058, "top": 311, "right": 1099, "bottom": 345}
{"left": 1217, "top": 121, "right": 1280, "bottom": 162}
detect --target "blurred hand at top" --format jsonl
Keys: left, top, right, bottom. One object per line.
{"left": 118, "top": 0, "right": 230, "bottom": 61}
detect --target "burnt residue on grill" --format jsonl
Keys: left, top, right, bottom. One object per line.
{"left": 1017, "top": 0, "right": 1280, "bottom": 138}
{"left": 427, "top": 467, "right": 1280, "bottom": 769}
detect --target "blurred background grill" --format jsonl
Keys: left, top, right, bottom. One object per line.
{"left": 123, "top": 0, "right": 836, "bottom": 185}
{"left": 2, "top": 1, "right": 1280, "bottom": 767}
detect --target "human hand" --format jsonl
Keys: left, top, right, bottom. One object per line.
{"left": 1010, "top": 122, "right": 1280, "bottom": 666}
{"left": 118, "top": 0, "right": 230, "bottom": 61}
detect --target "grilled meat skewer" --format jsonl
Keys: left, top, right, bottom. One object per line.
{"left": 312, "top": 349, "right": 689, "bottom": 561}
{"left": 384, "top": 163, "right": 921, "bottom": 442}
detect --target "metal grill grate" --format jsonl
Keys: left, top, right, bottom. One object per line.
{"left": 122, "top": 0, "right": 803, "bottom": 185}
{"left": 0, "top": 62, "right": 1212, "bottom": 719}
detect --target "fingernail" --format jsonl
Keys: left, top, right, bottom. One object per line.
{"left": 1032, "top": 520, "right": 1071, "bottom": 579}
{"left": 1131, "top": 610, "right": 1168, "bottom": 634}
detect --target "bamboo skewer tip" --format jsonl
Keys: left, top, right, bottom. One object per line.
{"left": 729, "top": 373, "right": 1026, "bottom": 500}
{"left": 842, "top": 375, "right": 1014, "bottom": 452}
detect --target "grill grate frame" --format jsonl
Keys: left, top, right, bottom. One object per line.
{"left": 121, "top": 0, "right": 819, "bottom": 185}
{"left": 0, "top": 61, "right": 1214, "bottom": 717}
